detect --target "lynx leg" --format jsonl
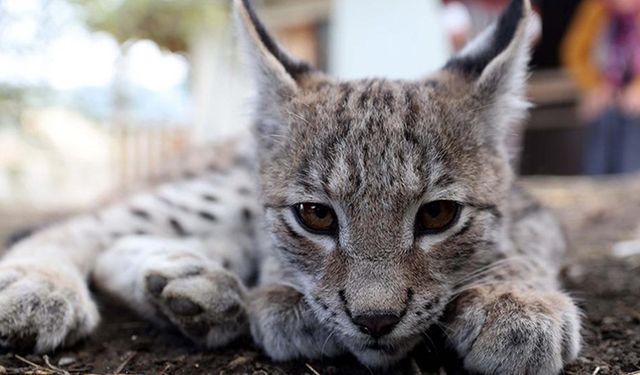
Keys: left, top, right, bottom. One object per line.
{"left": 94, "top": 236, "right": 249, "bottom": 347}
{"left": 248, "top": 283, "right": 345, "bottom": 361}
{"left": 0, "top": 261, "right": 99, "bottom": 352}
{"left": 0, "top": 216, "right": 102, "bottom": 353}
{"left": 443, "top": 281, "right": 581, "bottom": 375}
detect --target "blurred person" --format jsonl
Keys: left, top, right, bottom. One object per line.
{"left": 563, "top": 0, "right": 640, "bottom": 174}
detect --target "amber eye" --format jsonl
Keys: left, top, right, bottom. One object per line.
{"left": 415, "top": 200, "right": 461, "bottom": 234}
{"left": 293, "top": 203, "right": 338, "bottom": 235}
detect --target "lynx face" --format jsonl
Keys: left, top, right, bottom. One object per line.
{"left": 236, "top": 0, "right": 531, "bottom": 365}
{"left": 259, "top": 79, "right": 516, "bottom": 364}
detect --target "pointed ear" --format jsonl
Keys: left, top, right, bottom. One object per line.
{"left": 444, "top": 0, "right": 532, "bottom": 143}
{"left": 233, "top": 0, "right": 316, "bottom": 151}
{"left": 233, "top": 0, "right": 313, "bottom": 96}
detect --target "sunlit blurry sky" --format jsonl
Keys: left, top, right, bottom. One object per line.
{"left": 0, "top": 0, "right": 191, "bottom": 121}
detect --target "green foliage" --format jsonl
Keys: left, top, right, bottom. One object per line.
{"left": 69, "top": 0, "right": 229, "bottom": 53}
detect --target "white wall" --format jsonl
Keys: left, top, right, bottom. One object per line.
{"left": 329, "top": 0, "right": 452, "bottom": 80}
{"left": 191, "top": 25, "right": 253, "bottom": 144}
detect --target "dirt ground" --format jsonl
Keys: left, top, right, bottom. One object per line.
{"left": 0, "top": 176, "right": 639, "bottom": 375}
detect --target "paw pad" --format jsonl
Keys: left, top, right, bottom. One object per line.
{"left": 222, "top": 303, "right": 243, "bottom": 317}
{"left": 167, "top": 297, "right": 203, "bottom": 316}
{"left": 145, "top": 274, "right": 169, "bottom": 297}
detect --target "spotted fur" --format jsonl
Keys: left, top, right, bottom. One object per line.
{"left": 0, "top": 0, "right": 580, "bottom": 373}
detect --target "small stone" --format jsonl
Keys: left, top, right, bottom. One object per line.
{"left": 563, "top": 264, "right": 585, "bottom": 283}
{"left": 58, "top": 356, "right": 76, "bottom": 367}
{"left": 131, "top": 335, "right": 138, "bottom": 341}
{"left": 227, "top": 355, "right": 252, "bottom": 369}
{"left": 0, "top": 364, "right": 7, "bottom": 374}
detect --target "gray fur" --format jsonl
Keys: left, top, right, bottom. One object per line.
{"left": 236, "top": 0, "right": 580, "bottom": 372}
{"left": 0, "top": 0, "right": 580, "bottom": 373}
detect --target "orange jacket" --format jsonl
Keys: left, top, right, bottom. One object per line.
{"left": 561, "top": 0, "right": 640, "bottom": 92}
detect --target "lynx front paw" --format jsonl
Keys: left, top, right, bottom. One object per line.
{"left": 445, "top": 288, "right": 581, "bottom": 375}
{"left": 95, "top": 238, "right": 249, "bottom": 348}
{"left": 249, "top": 284, "right": 343, "bottom": 361}
{"left": 0, "top": 263, "right": 99, "bottom": 352}
{"left": 143, "top": 264, "right": 248, "bottom": 347}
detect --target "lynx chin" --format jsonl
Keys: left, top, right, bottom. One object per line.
{"left": 0, "top": 0, "right": 580, "bottom": 373}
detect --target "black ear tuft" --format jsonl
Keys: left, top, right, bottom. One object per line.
{"left": 240, "top": 0, "right": 313, "bottom": 79}
{"left": 445, "top": 0, "right": 527, "bottom": 77}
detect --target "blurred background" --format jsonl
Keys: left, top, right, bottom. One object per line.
{"left": 1, "top": 0, "right": 639, "bottom": 241}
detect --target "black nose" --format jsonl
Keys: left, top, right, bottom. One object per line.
{"left": 352, "top": 313, "right": 401, "bottom": 338}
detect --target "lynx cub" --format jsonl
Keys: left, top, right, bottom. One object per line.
{"left": 0, "top": 0, "right": 580, "bottom": 373}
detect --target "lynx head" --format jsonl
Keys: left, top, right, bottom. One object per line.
{"left": 235, "top": 0, "right": 532, "bottom": 366}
